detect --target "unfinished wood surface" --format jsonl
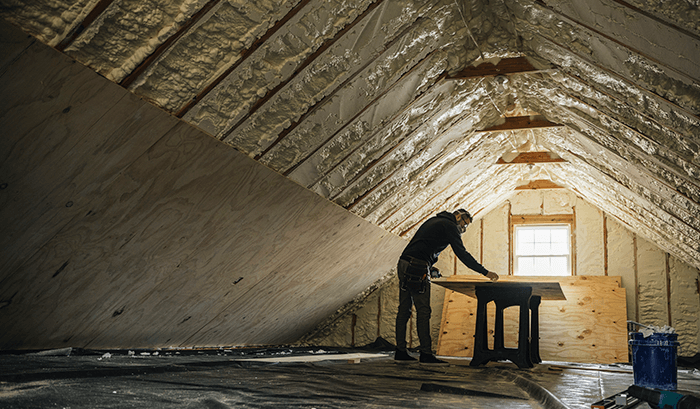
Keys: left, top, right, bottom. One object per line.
{"left": 433, "top": 277, "right": 566, "bottom": 300}
{"left": 0, "top": 24, "right": 407, "bottom": 350}
{"left": 0, "top": 19, "right": 34, "bottom": 74}
{"left": 515, "top": 180, "right": 564, "bottom": 190}
{"left": 446, "top": 57, "right": 539, "bottom": 78}
{"left": 495, "top": 152, "right": 567, "bottom": 164}
{"left": 437, "top": 276, "right": 628, "bottom": 364}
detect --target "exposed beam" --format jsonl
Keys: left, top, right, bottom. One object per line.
{"left": 479, "top": 116, "right": 563, "bottom": 132}
{"left": 446, "top": 56, "right": 544, "bottom": 79}
{"left": 496, "top": 152, "right": 567, "bottom": 165}
{"left": 515, "top": 179, "right": 564, "bottom": 190}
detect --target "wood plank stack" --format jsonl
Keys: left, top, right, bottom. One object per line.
{"left": 437, "top": 276, "right": 628, "bottom": 364}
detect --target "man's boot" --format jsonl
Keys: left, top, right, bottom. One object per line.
{"left": 419, "top": 352, "right": 449, "bottom": 366}
{"left": 394, "top": 349, "right": 417, "bottom": 363}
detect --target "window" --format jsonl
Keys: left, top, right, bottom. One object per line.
{"left": 513, "top": 222, "right": 572, "bottom": 276}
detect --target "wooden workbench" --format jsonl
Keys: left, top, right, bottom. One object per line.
{"left": 435, "top": 277, "right": 565, "bottom": 368}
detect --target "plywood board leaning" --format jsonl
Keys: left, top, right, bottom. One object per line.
{"left": 437, "top": 276, "right": 628, "bottom": 364}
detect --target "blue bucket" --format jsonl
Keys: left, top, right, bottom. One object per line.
{"left": 629, "top": 332, "right": 679, "bottom": 390}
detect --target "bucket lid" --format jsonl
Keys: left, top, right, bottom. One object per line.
{"left": 629, "top": 332, "right": 680, "bottom": 346}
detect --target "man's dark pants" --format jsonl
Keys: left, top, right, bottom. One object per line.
{"left": 395, "top": 259, "right": 432, "bottom": 355}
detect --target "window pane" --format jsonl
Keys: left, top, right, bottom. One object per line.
{"left": 551, "top": 242, "right": 568, "bottom": 255}
{"left": 551, "top": 256, "right": 568, "bottom": 275}
{"left": 518, "top": 257, "right": 536, "bottom": 275}
{"left": 534, "top": 257, "right": 550, "bottom": 274}
{"left": 534, "top": 241, "right": 551, "bottom": 255}
{"left": 514, "top": 224, "right": 571, "bottom": 276}
{"left": 551, "top": 229, "right": 568, "bottom": 244}
{"left": 535, "top": 229, "right": 550, "bottom": 243}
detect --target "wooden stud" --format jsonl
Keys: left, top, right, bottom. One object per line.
{"left": 480, "top": 218, "right": 484, "bottom": 266}
{"left": 377, "top": 293, "right": 382, "bottom": 340}
{"left": 572, "top": 206, "right": 577, "bottom": 276}
{"left": 508, "top": 203, "right": 513, "bottom": 276}
{"left": 666, "top": 253, "right": 672, "bottom": 327}
{"left": 604, "top": 214, "right": 609, "bottom": 276}
{"left": 634, "top": 233, "right": 639, "bottom": 322}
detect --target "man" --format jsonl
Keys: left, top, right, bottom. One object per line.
{"left": 394, "top": 209, "right": 499, "bottom": 364}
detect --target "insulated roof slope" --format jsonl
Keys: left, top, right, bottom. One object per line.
{"left": 1, "top": 0, "right": 698, "bottom": 269}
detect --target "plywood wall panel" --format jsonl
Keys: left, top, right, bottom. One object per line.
{"left": 0, "top": 21, "right": 407, "bottom": 350}
{"left": 0, "top": 18, "right": 34, "bottom": 74}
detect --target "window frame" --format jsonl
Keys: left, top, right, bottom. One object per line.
{"left": 509, "top": 214, "right": 575, "bottom": 276}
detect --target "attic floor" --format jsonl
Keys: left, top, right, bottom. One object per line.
{"left": 1, "top": 348, "right": 698, "bottom": 409}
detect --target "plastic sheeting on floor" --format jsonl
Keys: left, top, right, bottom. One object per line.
{"left": 1, "top": 347, "right": 699, "bottom": 409}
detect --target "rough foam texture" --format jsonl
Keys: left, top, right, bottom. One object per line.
{"left": 1, "top": 0, "right": 699, "bottom": 351}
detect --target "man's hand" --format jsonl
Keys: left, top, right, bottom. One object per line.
{"left": 485, "top": 271, "right": 499, "bottom": 281}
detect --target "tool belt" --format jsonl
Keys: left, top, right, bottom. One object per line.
{"left": 400, "top": 256, "right": 430, "bottom": 294}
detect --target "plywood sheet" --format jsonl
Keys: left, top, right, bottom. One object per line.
{"left": 0, "top": 21, "right": 407, "bottom": 350}
{"left": 437, "top": 276, "right": 628, "bottom": 364}
{"left": 434, "top": 277, "right": 566, "bottom": 300}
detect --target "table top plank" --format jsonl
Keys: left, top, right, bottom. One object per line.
{"left": 433, "top": 277, "right": 566, "bottom": 300}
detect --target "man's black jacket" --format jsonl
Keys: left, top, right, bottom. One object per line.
{"left": 401, "top": 211, "right": 488, "bottom": 276}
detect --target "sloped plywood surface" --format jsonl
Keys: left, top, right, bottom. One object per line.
{"left": 0, "top": 27, "right": 406, "bottom": 350}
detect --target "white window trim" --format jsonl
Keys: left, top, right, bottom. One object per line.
{"left": 513, "top": 224, "right": 572, "bottom": 276}
{"left": 509, "top": 214, "right": 575, "bottom": 276}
